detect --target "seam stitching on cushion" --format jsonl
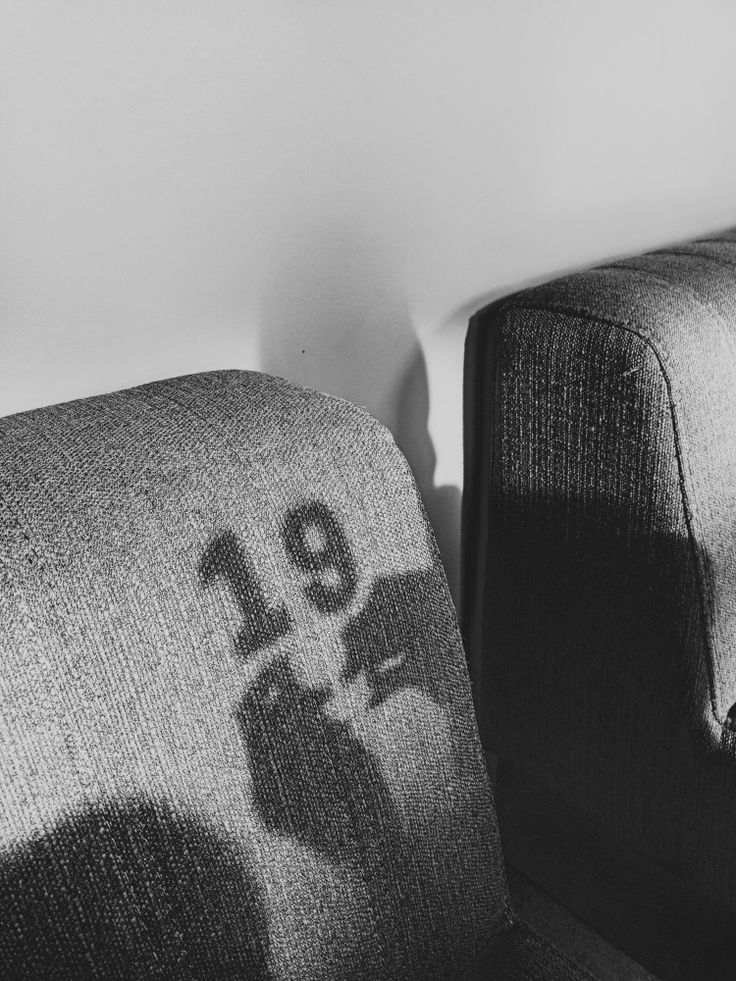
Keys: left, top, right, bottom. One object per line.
{"left": 589, "top": 266, "right": 733, "bottom": 726}
{"left": 601, "top": 263, "right": 736, "bottom": 330}
{"left": 651, "top": 249, "right": 736, "bottom": 270}
{"left": 498, "top": 297, "right": 723, "bottom": 733}
{"left": 692, "top": 237, "right": 736, "bottom": 244}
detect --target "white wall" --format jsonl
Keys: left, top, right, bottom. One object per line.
{"left": 3, "top": 0, "right": 736, "bottom": 599}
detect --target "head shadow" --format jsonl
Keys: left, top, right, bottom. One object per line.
{"left": 0, "top": 796, "right": 271, "bottom": 980}
{"left": 236, "top": 654, "right": 403, "bottom": 867}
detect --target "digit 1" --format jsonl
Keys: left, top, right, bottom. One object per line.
{"left": 282, "top": 502, "right": 357, "bottom": 614}
{"left": 200, "top": 530, "right": 292, "bottom": 658}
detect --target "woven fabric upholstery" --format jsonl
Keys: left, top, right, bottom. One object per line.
{"left": 461, "top": 923, "right": 596, "bottom": 981}
{"left": 0, "top": 370, "right": 509, "bottom": 980}
{"left": 463, "top": 228, "right": 736, "bottom": 920}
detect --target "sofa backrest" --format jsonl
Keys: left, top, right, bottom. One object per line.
{"left": 0, "top": 370, "right": 508, "bottom": 980}
{"left": 465, "top": 228, "right": 736, "bottom": 758}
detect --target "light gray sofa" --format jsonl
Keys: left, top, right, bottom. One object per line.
{"left": 463, "top": 226, "right": 736, "bottom": 981}
{"left": 0, "top": 370, "right": 594, "bottom": 979}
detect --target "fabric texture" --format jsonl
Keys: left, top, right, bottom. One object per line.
{"left": 461, "top": 922, "right": 597, "bottom": 981}
{"left": 0, "top": 370, "right": 510, "bottom": 979}
{"left": 462, "top": 228, "right": 736, "bottom": 921}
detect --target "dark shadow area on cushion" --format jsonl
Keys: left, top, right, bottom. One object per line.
{"left": 200, "top": 529, "right": 293, "bottom": 661}
{"left": 340, "top": 567, "right": 457, "bottom": 711}
{"left": 0, "top": 798, "right": 271, "bottom": 981}
{"left": 282, "top": 500, "right": 359, "bottom": 615}
{"left": 460, "top": 922, "right": 597, "bottom": 981}
{"left": 236, "top": 655, "right": 449, "bottom": 976}
{"left": 485, "top": 496, "right": 736, "bottom": 977}
{"left": 487, "top": 499, "right": 698, "bottom": 732}
{"left": 465, "top": 305, "right": 736, "bottom": 975}
{"left": 485, "top": 493, "right": 712, "bottom": 848}
{"left": 198, "top": 515, "right": 508, "bottom": 978}
{"left": 214, "top": 536, "right": 486, "bottom": 978}
{"left": 237, "top": 654, "right": 403, "bottom": 865}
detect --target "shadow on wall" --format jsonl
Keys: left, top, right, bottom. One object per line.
{"left": 394, "top": 352, "right": 462, "bottom": 603}
{"left": 259, "top": 222, "right": 462, "bottom": 603}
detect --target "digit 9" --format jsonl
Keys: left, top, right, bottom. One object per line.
{"left": 283, "top": 502, "right": 357, "bottom": 614}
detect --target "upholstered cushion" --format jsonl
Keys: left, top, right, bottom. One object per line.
{"left": 463, "top": 227, "right": 736, "bottom": 924}
{"left": 465, "top": 228, "right": 736, "bottom": 753}
{"left": 0, "top": 371, "right": 508, "bottom": 979}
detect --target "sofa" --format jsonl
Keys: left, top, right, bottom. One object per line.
{"left": 462, "top": 226, "right": 736, "bottom": 980}
{"left": 0, "top": 369, "right": 597, "bottom": 979}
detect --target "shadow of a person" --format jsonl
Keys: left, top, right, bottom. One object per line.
{"left": 0, "top": 797, "right": 271, "bottom": 981}
{"left": 235, "top": 653, "right": 461, "bottom": 979}
{"left": 340, "top": 566, "right": 459, "bottom": 712}
{"left": 236, "top": 654, "right": 402, "bottom": 867}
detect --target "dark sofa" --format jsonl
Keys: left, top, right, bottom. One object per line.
{"left": 463, "top": 226, "right": 736, "bottom": 981}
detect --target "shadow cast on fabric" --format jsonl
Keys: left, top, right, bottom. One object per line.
{"left": 200, "top": 529, "right": 293, "bottom": 660}
{"left": 235, "top": 650, "right": 453, "bottom": 975}
{"left": 203, "top": 524, "right": 457, "bottom": 862}
{"left": 0, "top": 798, "right": 271, "bottom": 981}
{"left": 198, "top": 523, "right": 406, "bottom": 863}
{"left": 199, "top": 525, "right": 467, "bottom": 974}
{"left": 340, "top": 566, "right": 457, "bottom": 712}
{"left": 488, "top": 497, "right": 699, "bottom": 759}
{"left": 237, "top": 654, "right": 403, "bottom": 867}
{"left": 490, "top": 496, "right": 736, "bottom": 980}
